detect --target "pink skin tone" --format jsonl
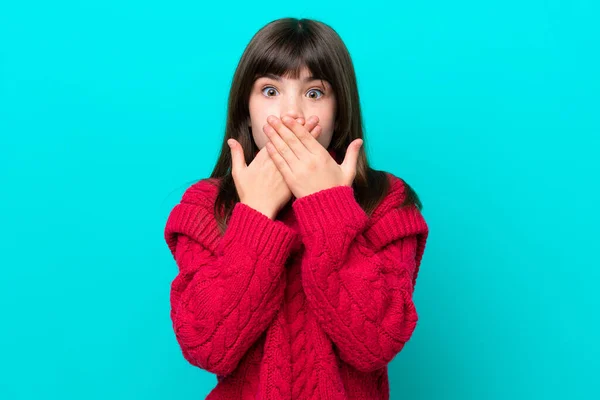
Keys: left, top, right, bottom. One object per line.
{"left": 247, "top": 66, "right": 363, "bottom": 200}
{"left": 248, "top": 66, "right": 336, "bottom": 151}
{"left": 264, "top": 114, "right": 363, "bottom": 200}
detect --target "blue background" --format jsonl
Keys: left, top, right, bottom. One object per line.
{"left": 1, "top": 1, "right": 598, "bottom": 399}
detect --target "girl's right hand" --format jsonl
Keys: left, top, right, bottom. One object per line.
{"left": 227, "top": 116, "right": 322, "bottom": 219}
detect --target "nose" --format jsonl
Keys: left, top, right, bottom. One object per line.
{"left": 280, "top": 100, "right": 305, "bottom": 125}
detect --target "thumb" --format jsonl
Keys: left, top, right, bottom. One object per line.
{"left": 227, "top": 139, "right": 247, "bottom": 176}
{"left": 341, "top": 139, "right": 363, "bottom": 179}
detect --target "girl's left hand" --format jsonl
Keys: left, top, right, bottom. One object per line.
{"left": 264, "top": 115, "right": 363, "bottom": 199}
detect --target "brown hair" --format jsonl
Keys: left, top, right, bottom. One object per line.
{"left": 190, "top": 18, "right": 422, "bottom": 234}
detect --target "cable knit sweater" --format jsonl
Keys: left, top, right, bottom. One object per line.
{"left": 164, "top": 151, "right": 429, "bottom": 399}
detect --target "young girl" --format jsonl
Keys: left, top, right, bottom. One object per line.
{"left": 164, "top": 17, "right": 429, "bottom": 400}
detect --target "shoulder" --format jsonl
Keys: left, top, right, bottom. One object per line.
{"left": 363, "top": 172, "right": 429, "bottom": 272}
{"left": 369, "top": 171, "right": 419, "bottom": 220}
{"left": 179, "top": 177, "right": 222, "bottom": 209}
{"left": 384, "top": 172, "right": 409, "bottom": 203}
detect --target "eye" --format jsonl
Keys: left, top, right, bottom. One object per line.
{"left": 307, "top": 88, "right": 324, "bottom": 99}
{"left": 261, "top": 86, "right": 278, "bottom": 97}
{"left": 260, "top": 86, "right": 325, "bottom": 100}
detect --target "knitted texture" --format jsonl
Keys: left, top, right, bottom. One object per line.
{"left": 164, "top": 155, "right": 429, "bottom": 399}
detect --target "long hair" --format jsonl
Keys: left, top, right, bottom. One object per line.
{"left": 196, "top": 18, "right": 422, "bottom": 234}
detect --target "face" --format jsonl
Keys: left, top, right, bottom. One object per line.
{"left": 248, "top": 66, "right": 337, "bottom": 150}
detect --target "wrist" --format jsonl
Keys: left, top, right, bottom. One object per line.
{"left": 240, "top": 201, "right": 276, "bottom": 220}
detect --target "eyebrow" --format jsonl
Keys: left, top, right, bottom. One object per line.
{"left": 258, "top": 73, "right": 324, "bottom": 83}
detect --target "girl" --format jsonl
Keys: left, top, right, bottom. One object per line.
{"left": 164, "top": 17, "right": 429, "bottom": 400}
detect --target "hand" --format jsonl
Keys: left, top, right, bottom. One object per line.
{"left": 264, "top": 115, "right": 363, "bottom": 199}
{"left": 227, "top": 116, "right": 323, "bottom": 219}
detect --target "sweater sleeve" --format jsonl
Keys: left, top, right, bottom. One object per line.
{"left": 292, "top": 184, "right": 429, "bottom": 373}
{"left": 164, "top": 196, "right": 301, "bottom": 377}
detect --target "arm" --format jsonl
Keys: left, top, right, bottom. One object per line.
{"left": 165, "top": 199, "right": 300, "bottom": 377}
{"left": 292, "top": 184, "right": 429, "bottom": 373}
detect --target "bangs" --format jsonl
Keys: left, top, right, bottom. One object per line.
{"left": 251, "top": 35, "right": 334, "bottom": 86}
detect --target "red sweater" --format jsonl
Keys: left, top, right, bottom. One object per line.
{"left": 164, "top": 152, "right": 429, "bottom": 399}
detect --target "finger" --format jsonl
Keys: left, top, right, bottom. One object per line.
{"left": 311, "top": 124, "right": 322, "bottom": 139}
{"left": 292, "top": 116, "right": 318, "bottom": 136}
{"left": 268, "top": 116, "right": 309, "bottom": 161}
{"left": 341, "top": 138, "right": 363, "bottom": 178}
{"left": 264, "top": 118, "right": 298, "bottom": 170}
{"left": 281, "top": 115, "right": 323, "bottom": 154}
{"left": 304, "top": 115, "right": 319, "bottom": 134}
{"left": 265, "top": 141, "right": 293, "bottom": 181}
{"left": 262, "top": 121, "right": 319, "bottom": 163}
{"left": 263, "top": 125, "right": 320, "bottom": 156}
{"left": 251, "top": 143, "right": 277, "bottom": 169}
{"left": 227, "top": 139, "right": 246, "bottom": 176}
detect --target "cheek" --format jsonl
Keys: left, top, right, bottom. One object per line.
{"left": 249, "top": 93, "right": 278, "bottom": 115}
{"left": 249, "top": 123, "right": 269, "bottom": 149}
{"left": 313, "top": 101, "right": 336, "bottom": 131}
{"left": 248, "top": 99, "right": 269, "bottom": 146}
{"left": 248, "top": 118, "right": 270, "bottom": 149}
